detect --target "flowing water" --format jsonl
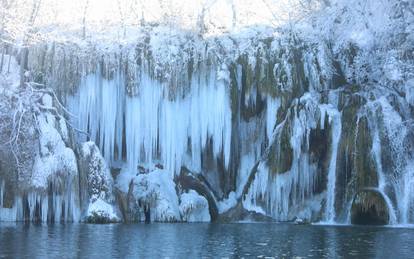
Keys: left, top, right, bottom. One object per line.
{"left": 1, "top": 223, "right": 413, "bottom": 258}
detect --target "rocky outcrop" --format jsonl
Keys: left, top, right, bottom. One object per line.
{"left": 217, "top": 200, "right": 276, "bottom": 223}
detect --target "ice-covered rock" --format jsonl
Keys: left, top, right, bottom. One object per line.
{"left": 179, "top": 190, "right": 211, "bottom": 222}
{"left": 31, "top": 113, "right": 78, "bottom": 189}
{"left": 86, "top": 198, "right": 120, "bottom": 223}
{"left": 131, "top": 168, "right": 180, "bottom": 222}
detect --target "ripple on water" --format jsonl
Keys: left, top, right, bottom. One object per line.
{"left": 0, "top": 223, "right": 414, "bottom": 258}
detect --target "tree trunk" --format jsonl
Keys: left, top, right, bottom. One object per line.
{"left": 231, "top": 0, "right": 236, "bottom": 30}
{"left": 82, "top": 0, "right": 89, "bottom": 40}
{"left": 82, "top": 20, "right": 86, "bottom": 39}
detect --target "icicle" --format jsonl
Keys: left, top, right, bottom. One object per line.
{"left": 72, "top": 67, "right": 232, "bottom": 176}
{"left": 266, "top": 96, "right": 281, "bottom": 141}
{"left": 0, "top": 180, "right": 3, "bottom": 208}
{"left": 41, "top": 196, "right": 48, "bottom": 222}
{"left": 125, "top": 95, "right": 142, "bottom": 172}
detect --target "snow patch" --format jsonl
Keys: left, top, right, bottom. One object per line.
{"left": 87, "top": 198, "right": 119, "bottom": 222}
{"left": 31, "top": 114, "right": 77, "bottom": 189}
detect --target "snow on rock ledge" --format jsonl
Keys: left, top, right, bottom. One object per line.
{"left": 86, "top": 198, "right": 120, "bottom": 223}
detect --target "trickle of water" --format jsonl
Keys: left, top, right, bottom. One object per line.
{"left": 321, "top": 105, "right": 342, "bottom": 223}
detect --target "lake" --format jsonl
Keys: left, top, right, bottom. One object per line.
{"left": 0, "top": 223, "right": 413, "bottom": 258}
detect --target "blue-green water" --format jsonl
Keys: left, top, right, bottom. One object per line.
{"left": 1, "top": 223, "right": 413, "bottom": 258}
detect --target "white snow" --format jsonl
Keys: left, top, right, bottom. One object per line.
{"left": 87, "top": 198, "right": 119, "bottom": 221}
{"left": 369, "top": 96, "right": 413, "bottom": 223}
{"left": 41, "top": 94, "right": 53, "bottom": 107}
{"left": 132, "top": 169, "right": 181, "bottom": 222}
{"left": 115, "top": 167, "right": 136, "bottom": 194}
{"left": 31, "top": 114, "right": 78, "bottom": 189}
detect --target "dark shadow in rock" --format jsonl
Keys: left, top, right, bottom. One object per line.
{"left": 351, "top": 189, "right": 389, "bottom": 225}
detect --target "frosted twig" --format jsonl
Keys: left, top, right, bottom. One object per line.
{"left": 26, "top": 82, "right": 78, "bottom": 118}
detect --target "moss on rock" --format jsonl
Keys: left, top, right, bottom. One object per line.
{"left": 266, "top": 118, "right": 293, "bottom": 175}
{"left": 355, "top": 117, "right": 378, "bottom": 188}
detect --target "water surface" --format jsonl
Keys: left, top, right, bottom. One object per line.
{"left": 1, "top": 223, "right": 413, "bottom": 258}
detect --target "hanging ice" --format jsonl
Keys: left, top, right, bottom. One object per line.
{"left": 70, "top": 66, "right": 232, "bottom": 176}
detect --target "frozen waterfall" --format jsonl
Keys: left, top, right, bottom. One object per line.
{"left": 70, "top": 65, "right": 232, "bottom": 176}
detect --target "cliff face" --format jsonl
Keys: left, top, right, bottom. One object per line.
{"left": 1, "top": 0, "right": 413, "bottom": 224}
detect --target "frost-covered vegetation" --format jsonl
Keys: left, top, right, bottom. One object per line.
{"left": 0, "top": 55, "right": 80, "bottom": 222}
{"left": 0, "top": 0, "right": 413, "bottom": 225}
